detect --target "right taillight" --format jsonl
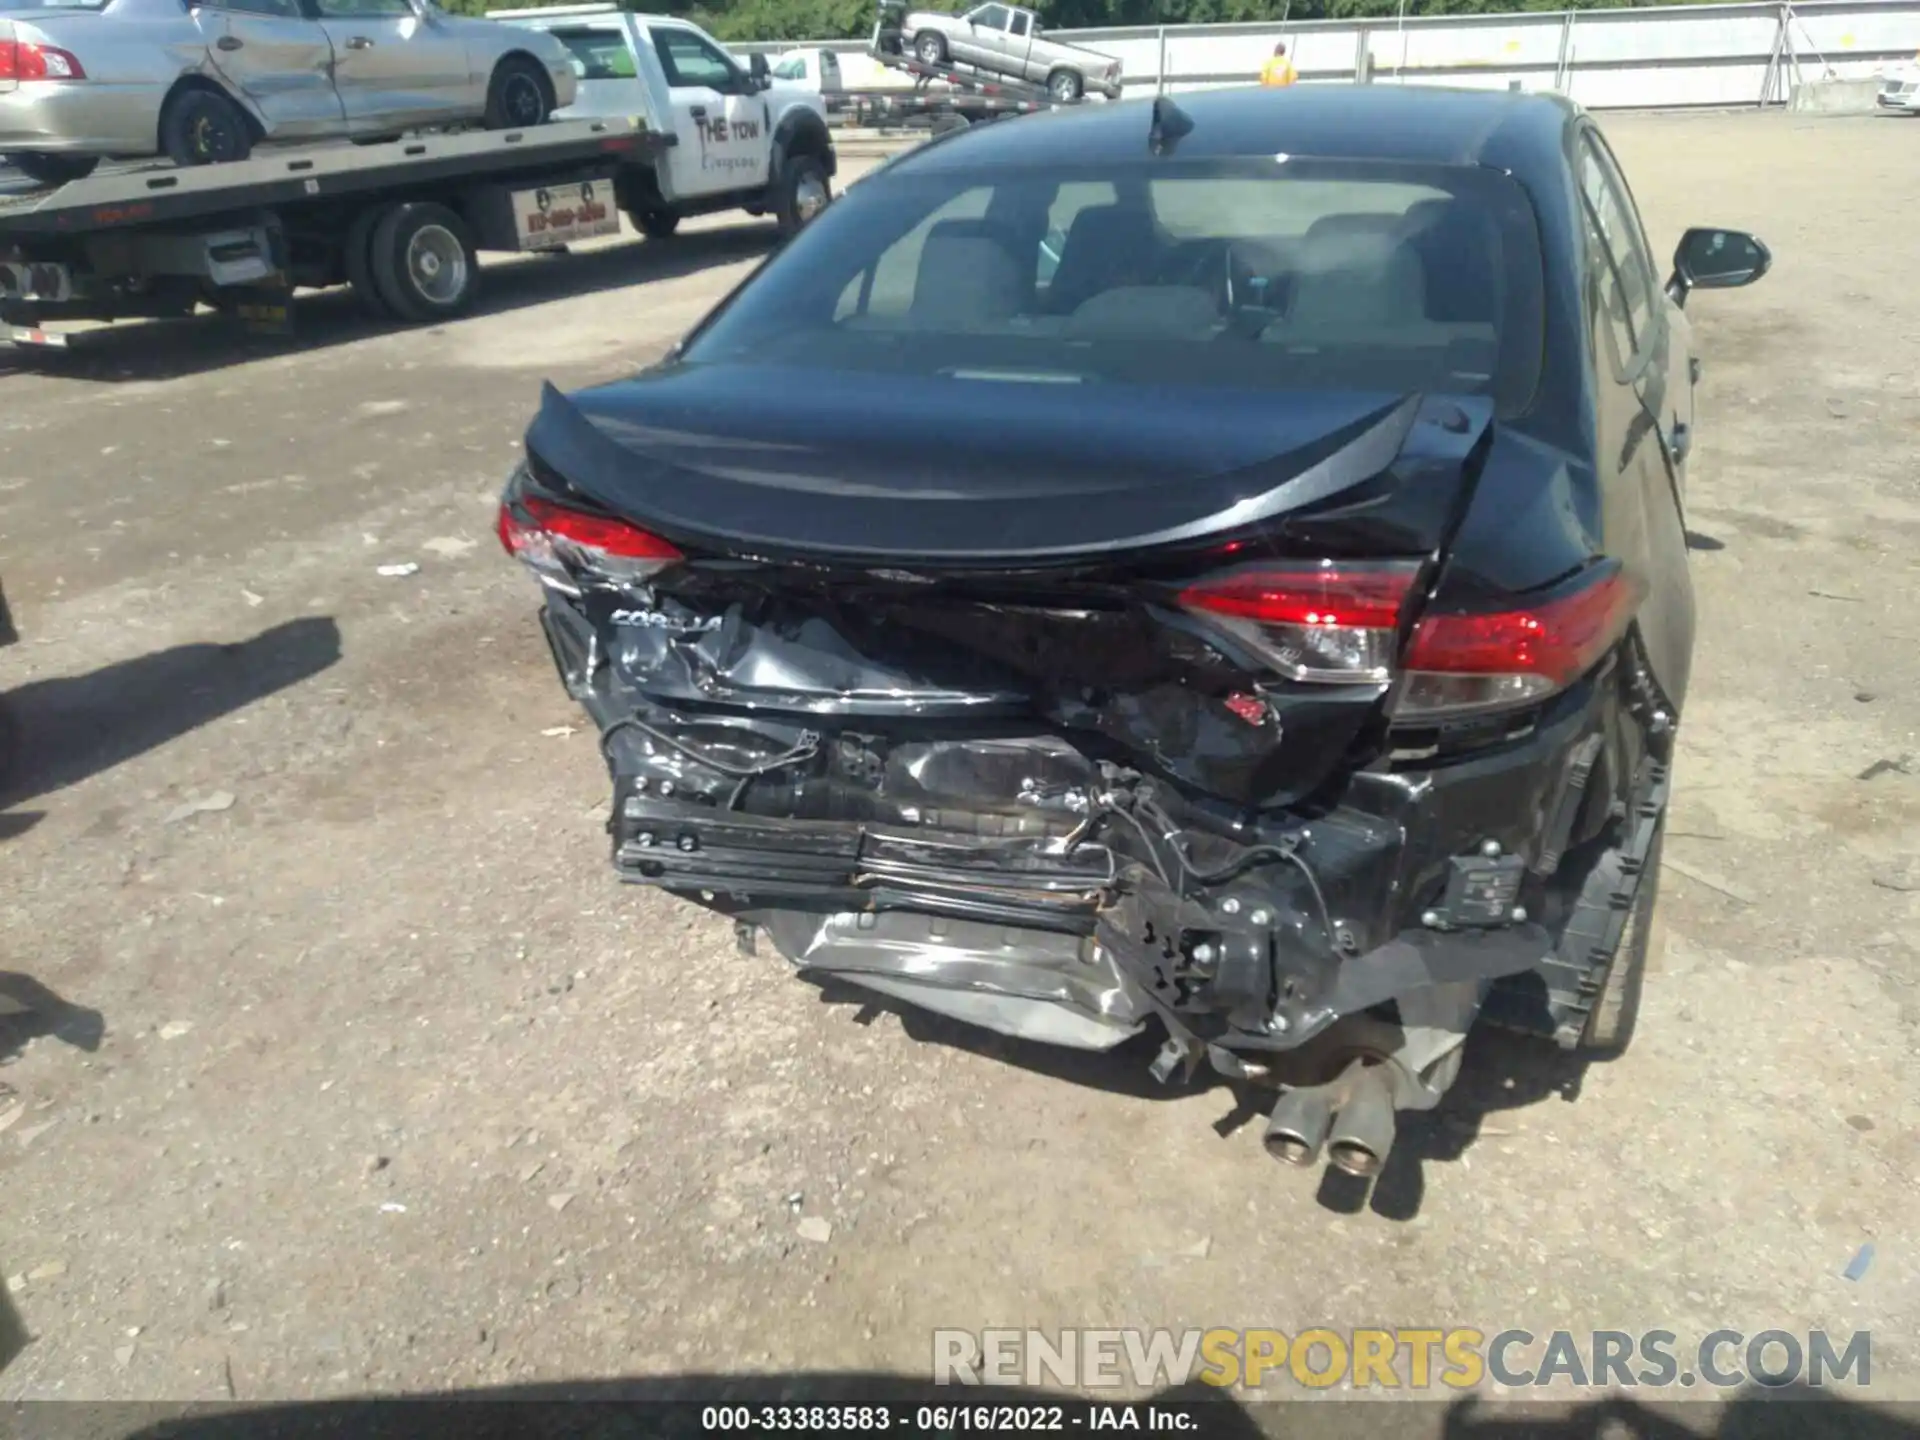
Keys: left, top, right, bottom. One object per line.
{"left": 1396, "top": 565, "right": 1643, "bottom": 720}
{"left": 1177, "top": 558, "right": 1642, "bottom": 721}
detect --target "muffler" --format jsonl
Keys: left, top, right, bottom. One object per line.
{"left": 1263, "top": 1087, "right": 1332, "bottom": 1167}
{"left": 1325, "top": 1065, "right": 1397, "bottom": 1180}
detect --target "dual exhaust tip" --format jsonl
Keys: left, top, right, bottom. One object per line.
{"left": 1262, "top": 1064, "right": 1397, "bottom": 1180}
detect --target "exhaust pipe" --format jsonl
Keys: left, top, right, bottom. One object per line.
{"left": 1263, "top": 1086, "right": 1332, "bottom": 1167}
{"left": 1325, "top": 1066, "right": 1397, "bottom": 1180}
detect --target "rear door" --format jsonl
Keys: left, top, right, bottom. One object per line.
{"left": 1577, "top": 124, "right": 1696, "bottom": 711}
{"left": 194, "top": 0, "right": 345, "bottom": 139}
{"left": 648, "top": 23, "right": 768, "bottom": 198}
{"left": 1002, "top": 8, "right": 1039, "bottom": 79}
{"left": 314, "top": 0, "right": 474, "bottom": 131}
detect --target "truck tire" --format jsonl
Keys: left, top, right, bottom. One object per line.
{"left": 5, "top": 152, "right": 99, "bottom": 187}
{"left": 484, "top": 56, "right": 554, "bottom": 130}
{"left": 344, "top": 204, "right": 394, "bottom": 317}
{"left": 634, "top": 209, "right": 680, "bottom": 239}
{"left": 1580, "top": 826, "right": 1665, "bottom": 1057}
{"left": 160, "top": 88, "right": 254, "bottom": 166}
{"left": 368, "top": 202, "right": 480, "bottom": 323}
{"left": 915, "top": 31, "right": 948, "bottom": 65}
{"left": 1047, "top": 69, "right": 1084, "bottom": 102}
{"left": 773, "top": 155, "right": 831, "bottom": 238}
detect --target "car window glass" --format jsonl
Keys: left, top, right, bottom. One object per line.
{"left": 315, "top": 0, "right": 411, "bottom": 17}
{"left": 1009, "top": 11, "right": 1030, "bottom": 36}
{"left": 771, "top": 55, "right": 805, "bottom": 80}
{"left": 732, "top": 160, "right": 1544, "bottom": 416}
{"left": 651, "top": 27, "right": 737, "bottom": 89}
{"left": 971, "top": 5, "right": 1010, "bottom": 30}
{"left": 1578, "top": 134, "right": 1656, "bottom": 359}
{"left": 205, "top": 0, "right": 304, "bottom": 18}
{"left": 555, "top": 27, "right": 637, "bottom": 80}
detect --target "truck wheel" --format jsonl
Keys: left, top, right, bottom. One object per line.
{"left": 633, "top": 209, "right": 680, "bottom": 239}
{"left": 160, "top": 88, "right": 254, "bottom": 166}
{"left": 914, "top": 31, "right": 948, "bottom": 65}
{"left": 1047, "top": 69, "right": 1084, "bottom": 102}
{"left": 773, "top": 155, "right": 831, "bottom": 238}
{"left": 368, "top": 202, "right": 480, "bottom": 323}
{"left": 484, "top": 56, "right": 554, "bottom": 130}
{"left": 5, "top": 152, "right": 99, "bottom": 187}
{"left": 1580, "top": 826, "right": 1665, "bottom": 1058}
{"left": 344, "top": 204, "right": 395, "bottom": 317}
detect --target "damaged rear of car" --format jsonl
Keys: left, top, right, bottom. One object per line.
{"left": 499, "top": 87, "right": 1765, "bottom": 1180}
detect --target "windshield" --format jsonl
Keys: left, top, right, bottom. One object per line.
{"left": 550, "top": 26, "right": 637, "bottom": 80}
{"left": 682, "top": 157, "right": 1545, "bottom": 414}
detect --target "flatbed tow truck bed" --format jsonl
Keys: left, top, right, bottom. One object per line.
{"left": 0, "top": 116, "right": 669, "bottom": 347}
{"left": 852, "top": 2, "right": 1068, "bottom": 129}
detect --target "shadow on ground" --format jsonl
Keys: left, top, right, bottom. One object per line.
{"left": 0, "top": 1377, "right": 1909, "bottom": 1440}
{"left": 811, "top": 979, "right": 1598, "bottom": 1223}
{"left": 0, "top": 616, "right": 341, "bottom": 811}
{"left": 0, "top": 226, "right": 775, "bottom": 386}
{"left": 0, "top": 972, "right": 103, "bottom": 1064}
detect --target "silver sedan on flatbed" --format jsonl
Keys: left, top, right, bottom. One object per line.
{"left": 0, "top": 0, "right": 576, "bottom": 186}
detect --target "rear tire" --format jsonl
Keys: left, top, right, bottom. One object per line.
{"left": 1047, "top": 68, "right": 1083, "bottom": 102}
{"left": 484, "top": 56, "right": 554, "bottom": 130}
{"left": 1580, "top": 825, "right": 1665, "bottom": 1057}
{"left": 159, "top": 88, "right": 254, "bottom": 166}
{"left": 344, "top": 204, "right": 394, "bottom": 317}
{"left": 634, "top": 208, "right": 680, "bottom": 239}
{"left": 5, "top": 152, "right": 99, "bottom": 186}
{"left": 914, "top": 31, "right": 948, "bottom": 65}
{"left": 368, "top": 202, "right": 480, "bottom": 324}
{"left": 773, "top": 154, "right": 831, "bottom": 238}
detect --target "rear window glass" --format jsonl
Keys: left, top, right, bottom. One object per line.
{"left": 683, "top": 158, "right": 1545, "bottom": 414}
{"left": 552, "top": 27, "right": 637, "bottom": 80}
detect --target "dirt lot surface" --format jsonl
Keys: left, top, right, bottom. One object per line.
{"left": 1, "top": 112, "right": 1917, "bottom": 1428}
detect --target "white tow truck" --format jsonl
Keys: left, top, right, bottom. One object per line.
{"left": 491, "top": 5, "right": 837, "bottom": 238}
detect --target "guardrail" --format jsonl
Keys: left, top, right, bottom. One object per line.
{"left": 734, "top": 0, "right": 1920, "bottom": 109}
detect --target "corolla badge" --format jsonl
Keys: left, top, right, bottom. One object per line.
{"left": 609, "top": 609, "right": 723, "bottom": 632}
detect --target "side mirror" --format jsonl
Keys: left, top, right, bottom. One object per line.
{"left": 1668, "top": 227, "right": 1771, "bottom": 306}
{"left": 749, "top": 52, "right": 770, "bottom": 85}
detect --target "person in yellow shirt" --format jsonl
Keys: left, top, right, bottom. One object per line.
{"left": 1260, "top": 41, "right": 1297, "bottom": 86}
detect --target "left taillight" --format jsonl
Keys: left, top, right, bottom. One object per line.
{"left": 0, "top": 41, "right": 88, "bottom": 81}
{"left": 497, "top": 490, "right": 683, "bottom": 590}
{"left": 1176, "top": 558, "right": 1642, "bottom": 721}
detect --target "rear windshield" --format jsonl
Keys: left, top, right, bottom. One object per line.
{"left": 683, "top": 157, "right": 1545, "bottom": 414}
{"left": 550, "top": 27, "right": 637, "bottom": 80}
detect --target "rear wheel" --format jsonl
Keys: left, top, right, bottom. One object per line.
{"left": 634, "top": 208, "right": 680, "bottom": 239}
{"left": 5, "top": 152, "right": 99, "bottom": 187}
{"left": 368, "top": 202, "right": 480, "bottom": 323}
{"left": 484, "top": 56, "right": 553, "bottom": 130}
{"left": 773, "top": 155, "right": 831, "bottom": 238}
{"left": 343, "top": 204, "right": 394, "bottom": 316}
{"left": 160, "top": 88, "right": 254, "bottom": 166}
{"left": 1580, "top": 825, "right": 1665, "bottom": 1057}
{"left": 914, "top": 30, "right": 948, "bottom": 65}
{"left": 1047, "top": 68, "right": 1083, "bottom": 102}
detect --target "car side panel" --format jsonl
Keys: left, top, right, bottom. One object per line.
{"left": 0, "top": 13, "right": 212, "bottom": 155}
{"left": 200, "top": 6, "right": 347, "bottom": 140}
{"left": 319, "top": 8, "right": 477, "bottom": 131}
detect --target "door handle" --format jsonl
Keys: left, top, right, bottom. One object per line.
{"left": 216, "top": 34, "right": 244, "bottom": 50}
{"left": 689, "top": 104, "right": 707, "bottom": 118}
{"left": 345, "top": 35, "right": 375, "bottom": 48}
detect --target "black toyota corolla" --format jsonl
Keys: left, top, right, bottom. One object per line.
{"left": 498, "top": 85, "right": 1770, "bottom": 1180}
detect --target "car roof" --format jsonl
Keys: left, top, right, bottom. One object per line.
{"left": 894, "top": 84, "right": 1580, "bottom": 175}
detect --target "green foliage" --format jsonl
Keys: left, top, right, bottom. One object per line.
{"left": 460, "top": 0, "right": 1725, "bottom": 44}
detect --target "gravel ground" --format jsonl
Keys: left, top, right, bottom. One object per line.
{"left": 0, "top": 111, "right": 1916, "bottom": 1432}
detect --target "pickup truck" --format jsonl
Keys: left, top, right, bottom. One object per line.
{"left": 898, "top": 3, "right": 1121, "bottom": 101}
{"left": 491, "top": 5, "right": 837, "bottom": 237}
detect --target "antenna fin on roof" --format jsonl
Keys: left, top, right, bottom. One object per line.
{"left": 1148, "top": 95, "right": 1193, "bottom": 156}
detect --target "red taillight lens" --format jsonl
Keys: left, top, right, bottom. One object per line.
{"left": 1178, "top": 561, "right": 1419, "bottom": 684}
{"left": 497, "top": 495, "right": 682, "bottom": 588}
{"left": 1397, "top": 567, "right": 1642, "bottom": 719}
{"left": 0, "top": 42, "right": 87, "bottom": 81}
